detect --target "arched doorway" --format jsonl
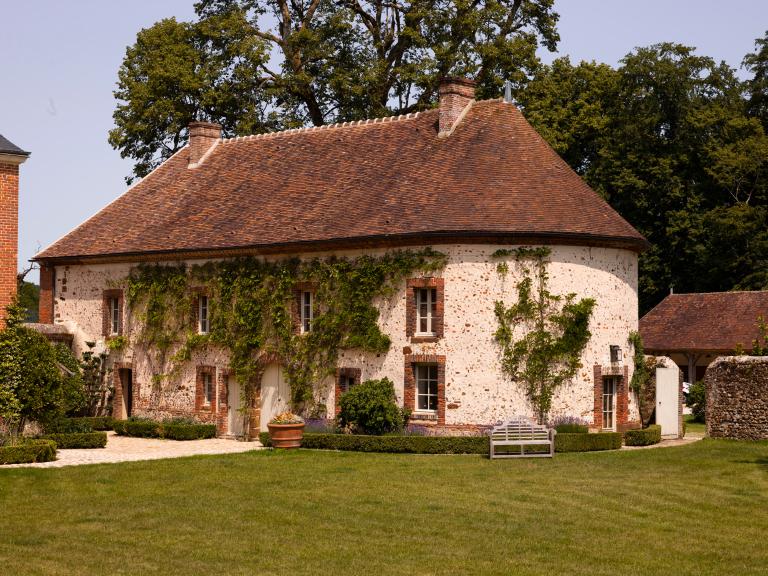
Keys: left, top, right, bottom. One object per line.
{"left": 259, "top": 364, "right": 290, "bottom": 432}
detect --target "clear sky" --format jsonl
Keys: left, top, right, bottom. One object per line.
{"left": 2, "top": 0, "right": 767, "bottom": 283}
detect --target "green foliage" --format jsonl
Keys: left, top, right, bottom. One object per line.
{"left": 554, "top": 423, "right": 588, "bottom": 434}
{"left": 337, "top": 378, "right": 405, "bottom": 435}
{"left": 0, "top": 439, "right": 57, "bottom": 465}
{"left": 78, "top": 342, "right": 113, "bottom": 417}
{"left": 752, "top": 315, "right": 768, "bottom": 355}
{"left": 687, "top": 381, "right": 706, "bottom": 423}
{"left": 112, "top": 418, "right": 216, "bottom": 440}
{"left": 125, "top": 249, "right": 446, "bottom": 415}
{"left": 554, "top": 432, "right": 622, "bottom": 452}
{"left": 43, "top": 417, "right": 114, "bottom": 433}
{"left": 494, "top": 247, "right": 595, "bottom": 424}
{"left": 106, "top": 336, "right": 129, "bottom": 352}
{"left": 17, "top": 280, "right": 39, "bottom": 322}
{"left": 41, "top": 432, "right": 108, "bottom": 449}
{"left": 624, "top": 425, "right": 662, "bottom": 447}
{"left": 112, "top": 1, "right": 560, "bottom": 181}
{"left": 261, "top": 432, "right": 489, "bottom": 454}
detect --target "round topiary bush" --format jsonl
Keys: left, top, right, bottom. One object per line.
{"left": 338, "top": 378, "right": 406, "bottom": 435}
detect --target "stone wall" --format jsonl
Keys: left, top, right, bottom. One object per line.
{"left": 705, "top": 356, "right": 768, "bottom": 440}
{"left": 45, "top": 242, "right": 639, "bottom": 432}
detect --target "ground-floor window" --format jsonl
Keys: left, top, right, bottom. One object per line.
{"left": 415, "top": 364, "right": 438, "bottom": 412}
{"left": 602, "top": 377, "right": 617, "bottom": 430}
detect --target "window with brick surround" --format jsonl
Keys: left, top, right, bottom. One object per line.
{"left": 300, "top": 290, "right": 314, "bottom": 333}
{"left": 415, "top": 364, "right": 438, "bottom": 412}
{"left": 198, "top": 295, "right": 209, "bottom": 334}
{"left": 102, "top": 289, "right": 123, "bottom": 337}
{"left": 335, "top": 367, "right": 361, "bottom": 415}
{"left": 196, "top": 366, "right": 216, "bottom": 412}
{"left": 406, "top": 278, "right": 444, "bottom": 341}
{"left": 202, "top": 372, "right": 214, "bottom": 406}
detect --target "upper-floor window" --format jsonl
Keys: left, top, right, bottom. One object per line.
{"left": 300, "top": 291, "right": 314, "bottom": 333}
{"left": 108, "top": 297, "right": 120, "bottom": 335}
{"left": 198, "top": 295, "right": 209, "bottom": 334}
{"left": 103, "top": 290, "right": 123, "bottom": 337}
{"left": 416, "top": 288, "right": 437, "bottom": 335}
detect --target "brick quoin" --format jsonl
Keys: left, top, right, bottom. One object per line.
{"left": 0, "top": 162, "right": 22, "bottom": 325}
{"left": 38, "top": 264, "right": 54, "bottom": 323}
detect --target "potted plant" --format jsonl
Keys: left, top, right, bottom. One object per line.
{"left": 267, "top": 412, "right": 305, "bottom": 448}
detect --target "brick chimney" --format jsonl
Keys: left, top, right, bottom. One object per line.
{"left": 438, "top": 77, "right": 476, "bottom": 136}
{"left": 0, "top": 135, "right": 29, "bottom": 325}
{"left": 188, "top": 121, "right": 221, "bottom": 168}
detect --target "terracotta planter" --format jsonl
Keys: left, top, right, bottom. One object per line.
{"left": 267, "top": 422, "right": 305, "bottom": 449}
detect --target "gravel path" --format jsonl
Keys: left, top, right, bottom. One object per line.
{"left": 4, "top": 432, "right": 263, "bottom": 469}
{"left": 621, "top": 433, "right": 704, "bottom": 450}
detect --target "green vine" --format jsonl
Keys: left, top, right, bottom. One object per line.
{"left": 106, "top": 335, "right": 129, "bottom": 352}
{"left": 493, "top": 247, "right": 596, "bottom": 424}
{"left": 123, "top": 249, "right": 447, "bottom": 415}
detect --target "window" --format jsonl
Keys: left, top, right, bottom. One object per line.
{"left": 198, "top": 295, "right": 209, "bottom": 334}
{"left": 202, "top": 372, "right": 214, "bottom": 407}
{"left": 415, "top": 364, "right": 438, "bottom": 412}
{"left": 300, "top": 291, "right": 313, "bottom": 333}
{"left": 416, "top": 288, "right": 437, "bottom": 335}
{"left": 108, "top": 297, "right": 120, "bottom": 335}
{"left": 602, "top": 377, "right": 617, "bottom": 431}
{"left": 339, "top": 373, "right": 357, "bottom": 394}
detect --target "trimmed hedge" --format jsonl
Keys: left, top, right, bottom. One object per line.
{"left": 555, "top": 432, "right": 623, "bottom": 452}
{"left": 41, "top": 432, "right": 107, "bottom": 449}
{"left": 554, "top": 424, "right": 589, "bottom": 434}
{"left": 72, "top": 417, "right": 114, "bottom": 431}
{"left": 0, "top": 439, "right": 57, "bottom": 465}
{"left": 43, "top": 417, "right": 114, "bottom": 434}
{"left": 624, "top": 425, "right": 662, "bottom": 446}
{"left": 113, "top": 419, "right": 216, "bottom": 440}
{"left": 259, "top": 431, "right": 624, "bottom": 454}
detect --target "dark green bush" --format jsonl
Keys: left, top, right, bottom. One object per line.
{"left": 112, "top": 418, "right": 216, "bottom": 440}
{"left": 624, "top": 425, "right": 662, "bottom": 446}
{"left": 0, "top": 439, "right": 57, "bottom": 464}
{"left": 554, "top": 424, "right": 589, "bottom": 434}
{"left": 554, "top": 432, "right": 623, "bottom": 452}
{"left": 338, "top": 378, "right": 405, "bottom": 435}
{"left": 687, "top": 381, "right": 706, "bottom": 423}
{"left": 41, "top": 432, "right": 107, "bottom": 449}
{"left": 43, "top": 416, "right": 114, "bottom": 434}
{"left": 162, "top": 423, "right": 216, "bottom": 440}
{"left": 73, "top": 417, "right": 114, "bottom": 431}
{"left": 261, "top": 432, "right": 489, "bottom": 454}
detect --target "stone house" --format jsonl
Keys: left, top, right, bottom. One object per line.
{"left": 33, "top": 78, "right": 647, "bottom": 437}
{"left": 640, "top": 291, "right": 768, "bottom": 383}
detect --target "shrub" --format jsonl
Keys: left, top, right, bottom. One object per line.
{"left": 338, "top": 378, "right": 405, "bottom": 435}
{"left": 41, "top": 432, "right": 107, "bottom": 449}
{"left": 687, "top": 381, "right": 706, "bottom": 423}
{"left": 624, "top": 425, "right": 662, "bottom": 446}
{"left": 43, "top": 416, "right": 113, "bottom": 434}
{"left": 113, "top": 418, "right": 216, "bottom": 440}
{"left": 554, "top": 432, "right": 623, "bottom": 452}
{"left": 554, "top": 423, "right": 589, "bottom": 434}
{"left": 162, "top": 423, "right": 216, "bottom": 440}
{"left": 0, "top": 439, "right": 57, "bottom": 464}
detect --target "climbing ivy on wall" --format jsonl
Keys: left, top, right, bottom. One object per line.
{"left": 492, "top": 247, "right": 596, "bottom": 424}
{"left": 123, "top": 249, "right": 447, "bottom": 414}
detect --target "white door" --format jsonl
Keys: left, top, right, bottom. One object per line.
{"left": 228, "top": 378, "right": 244, "bottom": 437}
{"left": 656, "top": 364, "right": 680, "bottom": 438}
{"left": 259, "top": 364, "right": 290, "bottom": 432}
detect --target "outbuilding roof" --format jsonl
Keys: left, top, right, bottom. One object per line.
{"left": 640, "top": 291, "right": 768, "bottom": 353}
{"left": 0, "top": 134, "right": 30, "bottom": 156}
{"left": 35, "top": 99, "right": 646, "bottom": 262}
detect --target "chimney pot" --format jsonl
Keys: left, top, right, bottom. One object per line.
{"left": 188, "top": 121, "right": 222, "bottom": 167}
{"left": 438, "top": 77, "right": 476, "bottom": 135}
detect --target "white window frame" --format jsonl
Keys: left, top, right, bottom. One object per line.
{"left": 300, "top": 291, "right": 314, "bottom": 333}
{"left": 198, "top": 295, "right": 209, "bottom": 334}
{"left": 109, "top": 297, "right": 120, "bottom": 335}
{"left": 602, "top": 377, "right": 617, "bottom": 431}
{"left": 415, "top": 287, "right": 437, "bottom": 336}
{"left": 339, "top": 373, "right": 356, "bottom": 395}
{"left": 414, "top": 364, "right": 438, "bottom": 413}
{"left": 202, "top": 372, "right": 214, "bottom": 407}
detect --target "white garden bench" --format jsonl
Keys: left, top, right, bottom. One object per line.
{"left": 489, "top": 417, "right": 556, "bottom": 459}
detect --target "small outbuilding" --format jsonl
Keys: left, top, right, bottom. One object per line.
{"left": 640, "top": 291, "right": 768, "bottom": 383}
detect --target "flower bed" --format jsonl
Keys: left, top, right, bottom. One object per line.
{"left": 112, "top": 419, "right": 216, "bottom": 440}
{"left": 41, "top": 432, "right": 108, "bottom": 449}
{"left": 0, "top": 439, "right": 57, "bottom": 465}
{"left": 624, "top": 425, "right": 662, "bottom": 446}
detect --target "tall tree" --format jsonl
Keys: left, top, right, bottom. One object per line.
{"left": 111, "top": 0, "right": 559, "bottom": 181}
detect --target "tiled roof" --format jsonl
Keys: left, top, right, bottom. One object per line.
{"left": 0, "top": 134, "right": 29, "bottom": 156}
{"left": 35, "top": 100, "right": 646, "bottom": 262}
{"left": 640, "top": 291, "right": 768, "bottom": 353}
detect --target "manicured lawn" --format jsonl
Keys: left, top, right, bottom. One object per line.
{"left": 685, "top": 414, "right": 707, "bottom": 436}
{"left": 1, "top": 440, "right": 767, "bottom": 575}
